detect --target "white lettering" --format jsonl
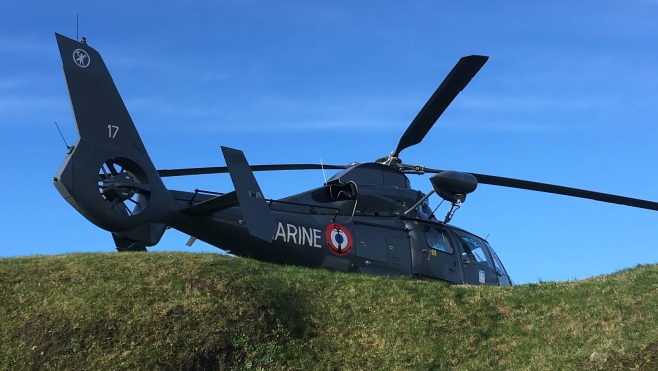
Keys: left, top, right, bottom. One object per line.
{"left": 273, "top": 222, "right": 322, "bottom": 248}
{"left": 274, "top": 222, "right": 286, "bottom": 242}
{"left": 287, "top": 224, "right": 298, "bottom": 244}
{"left": 108, "top": 125, "right": 119, "bottom": 138}
{"left": 301, "top": 227, "right": 312, "bottom": 246}
{"left": 312, "top": 228, "right": 321, "bottom": 248}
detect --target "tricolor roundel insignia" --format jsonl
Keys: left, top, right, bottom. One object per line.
{"left": 325, "top": 223, "right": 352, "bottom": 256}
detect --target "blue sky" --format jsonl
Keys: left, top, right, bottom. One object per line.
{"left": 2, "top": 1, "right": 658, "bottom": 284}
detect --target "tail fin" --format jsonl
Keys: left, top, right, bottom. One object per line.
{"left": 180, "top": 147, "right": 277, "bottom": 241}
{"left": 221, "top": 146, "right": 277, "bottom": 241}
{"left": 53, "top": 33, "right": 174, "bottom": 246}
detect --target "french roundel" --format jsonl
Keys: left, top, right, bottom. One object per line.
{"left": 325, "top": 223, "right": 353, "bottom": 256}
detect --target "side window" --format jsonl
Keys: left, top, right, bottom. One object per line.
{"left": 455, "top": 231, "right": 493, "bottom": 269}
{"left": 424, "top": 227, "right": 454, "bottom": 254}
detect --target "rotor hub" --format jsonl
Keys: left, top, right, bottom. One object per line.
{"left": 97, "top": 158, "right": 151, "bottom": 216}
{"left": 100, "top": 173, "right": 138, "bottom": 201}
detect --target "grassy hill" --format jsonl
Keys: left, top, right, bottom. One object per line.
{"left": 1, "top": 252, "right": 658, "bottom": 370}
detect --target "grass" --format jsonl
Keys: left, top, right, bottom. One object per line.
{"left": 1, "top": 252, "right": 658, "bottom": 370}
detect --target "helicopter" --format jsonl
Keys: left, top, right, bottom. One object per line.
{"left": 52, "top": 33, "right": 658, "bottom": 286}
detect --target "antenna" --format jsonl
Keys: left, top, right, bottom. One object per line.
{"left": 55, "top": 121, "right": 72, "bottom": 151}
{"left": 76, "top": 15, "right": 79, "bottom": 41}
{"left": 320, "top": 158, "right": 327, "bottom": 184}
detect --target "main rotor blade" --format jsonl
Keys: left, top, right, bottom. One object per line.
{"left": 424, "top": 168, "right": 658, "bottom": 212}
{"left": 391, "top": 55, "right": 488, "bottom": 158}
{"left": 158, "top": 164, "right": 348, "bottom": 177}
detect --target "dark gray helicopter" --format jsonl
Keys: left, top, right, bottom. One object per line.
{"left": 53, "top": 33, "right": 658, "bottom": 286}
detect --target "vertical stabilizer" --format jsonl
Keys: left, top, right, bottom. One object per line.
{"left": 221, "top": 146, "right": 277, "bottom": 241}
{"left": 53, "top": 33, "right": 175, "bottom": 245}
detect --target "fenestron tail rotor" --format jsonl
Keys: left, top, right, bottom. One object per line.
{"left": 98, "top": 158, "right": 151, "bottom": 216}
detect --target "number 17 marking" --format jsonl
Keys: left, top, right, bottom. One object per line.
{"left": 108, "top": 125, "right": 119, "bottom": 138}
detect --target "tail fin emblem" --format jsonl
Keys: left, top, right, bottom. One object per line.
{"left": 73, "top": 49, "right": 90, "bottom": 68}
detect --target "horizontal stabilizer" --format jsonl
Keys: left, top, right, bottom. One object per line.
{"left": 184, "top": 191, "right": 239, "bottom": 216}
{"left": 222, "top": 146, "right": 277, "bottom": 241}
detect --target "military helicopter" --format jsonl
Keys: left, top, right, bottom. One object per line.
{"left": 52, "top": 33, "right": 658, "bottom": 286}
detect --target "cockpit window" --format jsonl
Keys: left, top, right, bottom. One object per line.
{"left": 489, "top": 245, "right": 509, "bottom": 277}
{"left": 424, "top": 227, "right": 453, "bottom": 254}
{"left": 454, "top": 230, "right": 493, "bottom": 269}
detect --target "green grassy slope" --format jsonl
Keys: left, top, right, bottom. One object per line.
{"left": 1, "top": 252, "right": 657, "bottom": 370}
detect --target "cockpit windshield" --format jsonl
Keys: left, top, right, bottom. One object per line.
{"left": 488, "top": 244, "right": 510, "bottom": 280}
{"left": 453, "top": 230, "right": 492, "bottom": 269}
{"left": 452, "top": 229, "right": 512, "bottom": 284}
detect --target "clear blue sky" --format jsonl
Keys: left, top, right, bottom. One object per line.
{"left": 2, "top": 1, "right": 658, "bottom": 284}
